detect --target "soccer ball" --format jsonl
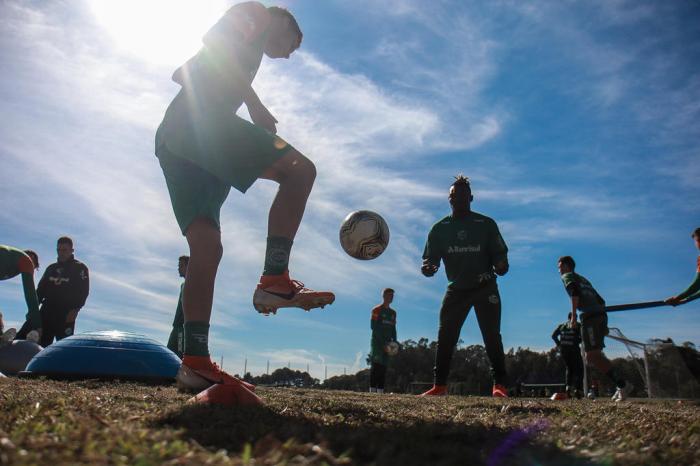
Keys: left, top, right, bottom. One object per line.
{"left": 339, "top": 210, "right": 390, "bottom": 260}
{"left": 385, "top": 341, "right": 399, "bottom": 356}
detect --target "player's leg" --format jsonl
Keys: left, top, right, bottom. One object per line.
{"left": 14, "top": 320, "right": 33, "bottom": 341}
{"left": 473, "top": 284, "right": 508, "bottom": 397}
{"left": 369, "top": 362, "right": 378, "bottom": 392}
{"left": 419, "top": 289, "right": 470, "bottom": 396}
{"left": 176, "top": 217, "right": 256, "bottom": 395}
{"left": 39, "top": 306, "right": 57, "bottom": 347}
{"left": 561, "top": 348, "right": 576, "bottom": 396}
{"left": 573, "top": 348, "right": 585, "bottom": 396}
{"left": 253, "top": 148, "right": 334, "bottom": 314}
{"left": 182, "top": 217, "right": 222, "bottom": 355}
{"left": 376, "top": 363, "right": 387, "bottom": 393}
{"left": 167, "top": 293, "right": 185, "bottom": 357}
{"left": 581, "top": 313, "right": 630, "bottom": 400}
{"left": 55, "top": 308, "right": 75, "bottom": 341}
{"left": 156, "top": 147, "right": 256, "bottom": 395}
{"left": 260, "top": 148, "right": 316, "bottom": 240}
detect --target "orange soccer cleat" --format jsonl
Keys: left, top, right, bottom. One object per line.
{"left": 492, "top": 384, "right": 508, "bottom": 398}
{"left": 253, "top": 271, "right": 335, "bottom": 315}
{"left": 418, "top": 384, "right": 448, "bottom": 397}
{"left": 188, "top": 381, "right": 262, "bottom": 406}
{"left": 177, "top": 355, "right": 256, "bottom": 393}
{"left": 550, "top": 392, "right": 569, "bottom": 401}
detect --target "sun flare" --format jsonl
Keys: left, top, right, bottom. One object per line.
{"left": 88, "top": 0, "right": 226, "bottom": 66}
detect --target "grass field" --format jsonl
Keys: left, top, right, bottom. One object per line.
{"left": 1, "top": 378, "right": 698, "bottom": 465}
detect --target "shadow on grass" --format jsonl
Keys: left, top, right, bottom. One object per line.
{"left": 158, "top": 403, "right": 597, "bottom": 466}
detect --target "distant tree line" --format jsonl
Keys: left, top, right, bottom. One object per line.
{"left": 241, "top": 367, "right": 319, "bottom": 388}
{"left": 320, "top": 338, "right": 700, "bottom": 398}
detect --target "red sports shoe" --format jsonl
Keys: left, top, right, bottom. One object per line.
{"left": 253, "top": 271, "right": 335, "bottom": 315}
{"left": 177, "top": 355, "right": 256, "bottom": 393}
{"left": 492, "top": 384, "right": 508, "bottom": 398}
{"left": 550, "top": 392, "right": 569, "bottom": 401}
{"left": 418, "top": 384, "right": 448, "bottom": 397}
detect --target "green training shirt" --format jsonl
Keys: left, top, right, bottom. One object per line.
{"left": 0, "top": 245, "right": 41, "bottom": 327}
{"left": 561, "top": 272, "right": 605, "bottom": 314}
{"left": 423, "top": 212, "right": 508, "bottom": 290}
{"left": 370, "top": 305, "right": 397, "bottom": 365}
{"left": 676, "top": 256, "right": 700, "bottom": 301}
{"left": 552, "top": 321, "right": 582, "bottom": 348}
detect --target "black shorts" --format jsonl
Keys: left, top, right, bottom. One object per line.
{"left": 580, "top": 313, "right": 608, "bottom": 352}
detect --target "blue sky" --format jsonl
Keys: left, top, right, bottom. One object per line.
{"left": 1, "top": 0, "right": 698, "bottom": 380}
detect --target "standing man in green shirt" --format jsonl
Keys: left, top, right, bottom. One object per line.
{"left": 166, "top": 255, "right": 189, "bottom": 358}
{"left": 369, "top": 288, "right": 397, "bottom": 393}
{"left": 1, "top": 245, "right": 41, "bottom": 340}
{"left": 419, "top": 175, "right": 510, "bottom": 397}
{"left": 665, "top": 227, "right": 700, "bottom": 306}
{"left": 156, "top": 2, "right": 334, "bottom": 393}
{"left": 558, "top": 256, "right": 633, "bottom": 401}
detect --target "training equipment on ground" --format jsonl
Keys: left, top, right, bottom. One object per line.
{"left": 0, "top": 340, "right": 43, "bottom": 375}
{"left": 605, "top": 294, "right": 699, "bottom": 312}
{"left": 385, "top": 341, "right": 399, "bottom": 356}
{"left": 187, "top": 382, "right": 263, "bottom": 406}
{"left": 605, "top": 301, "right": 667, "bottom": 312}
{"left": 21, "top": 330, "right": 180, "bottom": 382}
{"left": 339, "top": 210, "right": 390, "bottom": 260}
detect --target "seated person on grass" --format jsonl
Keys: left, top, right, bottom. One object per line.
{"left": 1, "top": 245, "right": 41, "bottom": 342}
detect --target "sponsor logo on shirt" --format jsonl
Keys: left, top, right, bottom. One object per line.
{"left": 447, "top": 245, "right": 481, "bottom": 253}
{"left": 49, "top": 276, "right": 70, "bottom": 285}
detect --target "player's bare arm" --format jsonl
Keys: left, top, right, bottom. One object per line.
{"left": 201, "top": 3, "right": 279, "bottom": 132}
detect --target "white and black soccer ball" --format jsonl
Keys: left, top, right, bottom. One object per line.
{"left": 339, "top": 210, "right": 390, "bottom": 260}
{"left": 385, "top": 341, "right": 399, "bottom": 356}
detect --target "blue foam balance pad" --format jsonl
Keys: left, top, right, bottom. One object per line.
{"left": 21, "top": 330, "right": 181, "bottom": 383}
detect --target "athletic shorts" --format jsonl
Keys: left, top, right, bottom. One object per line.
{"left": 156, "top": 89, "right": 294, "bottom": 234}
{"left": 580, "top": 312, "right": 608, "bottom": 352}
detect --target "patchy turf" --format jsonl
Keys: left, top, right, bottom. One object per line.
{"left": 0, "top": 378, "right": 698, "bottom": 465}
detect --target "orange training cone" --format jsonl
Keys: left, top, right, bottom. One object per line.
{"left": 188, "top": 382, "right": 263, "bottom": 406}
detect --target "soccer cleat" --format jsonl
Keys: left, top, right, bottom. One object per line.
{"left": 492, "top": 384, "right": 508, "bottom": 398}
{"left": 418, "top": 384, "right": 448, "bottom": 397}
{"left": 188, "top": 382, "right": 262, "bottom": 406}
{"left": 612, "top": 381, "right": 634, "bottom": 402}
{"left": 550, "top": 392, "right": 569, "bottom": 401}
{"left": 253, "top": 271, "right": 335, "bottom": 315}
{"left": 176, "top": 355, "right": 256, "bottom": 393}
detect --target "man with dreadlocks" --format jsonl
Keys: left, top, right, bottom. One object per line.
{"left": 419, "top": 175, "right": 510, "bottom": 397}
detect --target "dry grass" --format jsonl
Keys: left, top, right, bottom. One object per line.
{"left": 1, "top": 377, "right": 698, "bottom": 465}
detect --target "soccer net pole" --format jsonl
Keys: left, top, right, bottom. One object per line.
{"left": 605, "top": 301, "right": 667, "bottom": 312}
{"left": 605, "top": 294, "right": 699, "bottom": 313}
{"left": 607, "top": 327, "right": 653, "bottom": 398}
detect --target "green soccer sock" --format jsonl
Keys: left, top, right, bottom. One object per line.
{"left": 183, "top": 321, "right": 210, "bottom": 357}
{"left": 263, "top": 236, "right": 293, "bottom": 275}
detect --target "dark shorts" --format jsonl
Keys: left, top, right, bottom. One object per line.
{"left": 156, "top": 89, "right": 294, "bottom": 234}
{"left": 580, "top": 313, "right": 608, "bottom": 352}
